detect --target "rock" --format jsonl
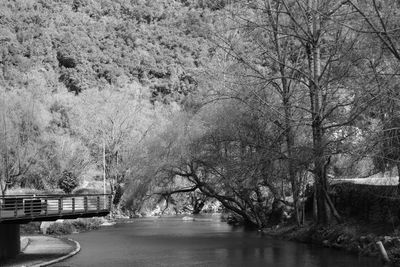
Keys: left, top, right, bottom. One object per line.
{"left": 40, "top": 219, "right": 66, "bottom": 234}
{"left": 282, "top": 211, "right": 289, "bottom": 220}
{"left": 381, "top": 235, "right": 396, "bottom": 249}
{"left": 40, "top": 221, "right": 52, "bottom": 234}
{"left": 383, "top": 236, "right": 392, "bottom": 244}
{"left": 365, "top": 243, "right": 378, "bottom": 255}
{"left": 332, "top": 242, "right": 342, "bottom": 249}
{"left": 101, "top": 221, "right": 116, "bottom": 226}
{"left": 346, "top": 242, "right": 360, "bottom": 253}
{"left": 367, "top": 234, "right": 375, "bottom": 242}
{"left": 359, "top": 236, "right": 367, "bottom": 243}
{"left": 393, "top": 238, "right": 400, "bottom": 247}
{"left": 360, "top": 234, "right": 374, "bottom": 244}
{"left": 114, "top": 214, "right": 130, "bottom": 219}
{"left": 226, "top": 215, "right": 240, "bottom": 225}
{"left": 182, "top": 216, "right": 194, "bottom": 221}
{"left": 336, "top": 234, "right": 347, "bottom": 243}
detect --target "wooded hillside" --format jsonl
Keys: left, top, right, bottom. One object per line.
{"left": 1, "top": 0, "right": 400, "bottom": 227}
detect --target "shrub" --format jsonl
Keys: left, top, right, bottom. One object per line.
{"left": 45, "top": 218, "right": 106, "bottom": 236}
{"left": 71, "top": 218, "right": 103, "bottom": 231}
{"left": 58, "top": 170, "right": 79, "bottom": 194}
{"left": 20, "top": 222, "right": 41, "bottom": 234}
{"left": 47, "top": 222, "right": 74, "bottom": 235}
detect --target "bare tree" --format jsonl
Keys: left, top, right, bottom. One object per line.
{"left": 346, "top": 0, "right": 400, "bottom": 187}
{"left": 207, "top": 0, "right": 378, "bottom": 224}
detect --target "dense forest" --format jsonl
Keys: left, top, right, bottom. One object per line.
{"left": 1, "top": 0, "right": 400, "bottom": 227}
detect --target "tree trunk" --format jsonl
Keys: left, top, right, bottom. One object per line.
{"left": 282, "top": 78, "right": 299, "bottom": 225}
{"left": 308, "top": 0, "right": 331, "bottom": 225}
{"left": 313, "top": 182, "right": 318, "bottom": 221}
{"left": 1, "top": 91, "right": 9, "bottom": 197}
{"left": 397, "top": 162, "right": 400, "bottom": 194}
{"left": 103, "top": 136, "right": 106, "bottom": 195}
{"left": 324, "top": 188, "right": 342, "bottom": 223}
{"left": 266, "top": 0, "right": 300, "bottom": 225}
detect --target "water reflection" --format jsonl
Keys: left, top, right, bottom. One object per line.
{"left": 56, "top": 216, "right": 380, "bottom": 267}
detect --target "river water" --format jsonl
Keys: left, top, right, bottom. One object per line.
{"left": 55, "top": 216, "right": 380, "bottom": 267}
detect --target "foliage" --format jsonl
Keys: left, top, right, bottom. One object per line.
{"left": 71, "top": 218, "right": 103, "bottom": 232}
{"left": 0, "top": 0, "right": 210, "bottom": 102}
{"left": 20, "top": 222, "right": 41, "bottom": 235}
{"left": 58, "top": 170, "right": 79, "bottom": 194}
{"left": 46, "top": 218, "right": 103, "bottom": 235}
{"left": 46, "top": 221, "right": 74, "bottom": 235}
{"left": 1, "top": 0, "right": 400, "bottom": 227}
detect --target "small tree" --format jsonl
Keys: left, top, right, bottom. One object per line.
{"left": 58, "top": 170, "right": 79, "bottom": 194}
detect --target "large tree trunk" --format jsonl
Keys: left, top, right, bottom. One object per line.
{"left": 308, "top": 0, "right": 331, "bottom": 225}
{"left": 266, "top": 0, "right": 300, "bottom": 225}
{"left": 281, "top": 69, "right": 299, "bottom": 225}
{"left": 284, "top": 95, "right": 300, "bottom": 225}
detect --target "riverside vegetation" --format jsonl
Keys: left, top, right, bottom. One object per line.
{"left": 2, "top": 0, "right": 400, "bottom": 264}
{"left": 20, "top": 218, "right": 105, "bottom": 235}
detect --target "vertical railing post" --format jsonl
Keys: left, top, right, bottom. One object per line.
{"left": 58, "top": 198, "right": 62, "bottom": 215}
{"left": 14, "top": 198, "right": 17, "bottom": 218}
{"left": 45, "top": 199, "right": 48, "bottom": 216}
{"left": 97, "top": 196, "right": 100, "bottom": 212}
{"left": 108, "top": 194, "right": 112, "bottom": 211}
{"left": 72, "top": 197, "right": 75, "bottom": 213}
{"left": 84, "top": 196, "right": 88, "bottom": 213}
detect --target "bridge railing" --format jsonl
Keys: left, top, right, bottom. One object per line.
{"left": 0, "top": 194, "right": 112, "bottom": 222}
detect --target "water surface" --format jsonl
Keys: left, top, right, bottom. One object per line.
{"left": 55, "top": 216, "right": 380, "bottom": 267}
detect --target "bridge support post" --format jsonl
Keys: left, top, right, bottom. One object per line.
{"left": 0, "top": 224, "right": 20, "bottom": 262}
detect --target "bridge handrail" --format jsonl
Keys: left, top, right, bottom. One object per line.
{"left": 0, "top": 194, "right": 112, "bottom": 222}
{"left": 1, "top": 194, "right": 111, "bottom": 197}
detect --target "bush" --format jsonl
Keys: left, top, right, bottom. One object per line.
{"left": 20, "top": 222, "right": 41, "bottom": 234}
{"left": 71, "top": 218, "right": 103, "bottom": 231}
{"left": 47, "top": 222, "right": 74, "bottom": 235}
{"left": 46, "top": 218, "right": 105, "bottom": 236}
{"left": 58, "top": 170, "right": 79, "bottom": 194}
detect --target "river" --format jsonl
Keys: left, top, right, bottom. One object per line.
{"left": 54, "top": 215, "right": 380, "bottom": 267}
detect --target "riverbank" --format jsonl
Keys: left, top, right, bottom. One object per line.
{"left": 20, "top": 217, "right": 115, "bottom": 236}
{"left": 2, "top": 217, "right": 115, "bottom": 266}
{"left": 262, "top": 221, "right": 400, "bottom": 266}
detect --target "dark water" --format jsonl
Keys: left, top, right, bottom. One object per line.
{"left": 55, "top": 216, "right": 381, "bottom": 267}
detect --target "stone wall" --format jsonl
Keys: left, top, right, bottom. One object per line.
{"left": 0, "top": 224, "right": 20, "bottom": 262}
{"left": 332, "top": 183, "right": 400, "bottom": 224}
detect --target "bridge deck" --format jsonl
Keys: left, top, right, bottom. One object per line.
{"left": 0, "top": 194, "right": 112, "bottom": 224}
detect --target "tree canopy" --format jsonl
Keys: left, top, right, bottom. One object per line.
{"left": 1, "top": 0, "right": 400, "bottom": 227}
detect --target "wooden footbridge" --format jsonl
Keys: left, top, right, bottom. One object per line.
{"left": 0, "top": 194, "right": 112, "bottom": 262}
